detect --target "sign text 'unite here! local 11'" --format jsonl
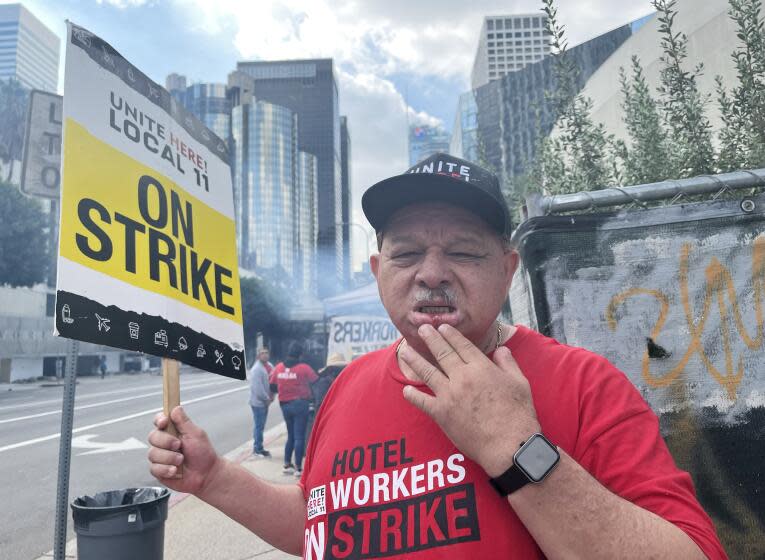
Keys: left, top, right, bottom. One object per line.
{"left": 54, "top": 23, "right": 245, "bottom": 379}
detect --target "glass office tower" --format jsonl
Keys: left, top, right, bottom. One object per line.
{"left": 408, "top": 124, "right": 450, "bottom": 166}
{"left": 340, "top": 116, "right": 351, "bottom": 285}
{"left": 296, "top": 151, "right": 318, "bottom": 295}
{"left": 231, "top": 100, "right": 298, "bottom": 279}
{"left": 235, "top": 59, "right": 346, "bottom": 296}
{"left": 184, "top": 83, "right": 231, "bottom": 143}
{"left": 166, "top": 77, "right": 231, "bottom": 144}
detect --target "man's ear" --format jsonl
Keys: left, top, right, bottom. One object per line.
{"left": 370, "top": 253, "right": 380, "bottom": 280}
{"left": 503, "top": 248, "right": 519, "bottom": 290}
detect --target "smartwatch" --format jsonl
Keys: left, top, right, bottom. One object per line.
{"left": 489, "top": 433, "right": 560, "bottom": 496}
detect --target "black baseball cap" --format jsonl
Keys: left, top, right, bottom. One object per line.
{"left": 362, "top": 152, "right": 512, "bottom": 235}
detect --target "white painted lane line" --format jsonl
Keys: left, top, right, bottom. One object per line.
{"left": 0, "top": 379, "right": 242, "bottom": 424}
{"left": 0, "top": 377, "right": 237, "bottom": 412}
{"left": 72, "top": 434, "right": 147, "bottom": 456}
{"left": 0, "top": 385, "right": 247, "bottom": 454}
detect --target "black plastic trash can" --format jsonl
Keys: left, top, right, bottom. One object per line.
{"left": 71, "top": 487, "right": 170, "bottom": 560}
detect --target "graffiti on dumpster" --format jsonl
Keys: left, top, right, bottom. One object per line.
{"left": 510, "top": 203, "right": 765, "bottom": 557}
{"left": 606, "top": 235, "right": 764, "bottom": 400}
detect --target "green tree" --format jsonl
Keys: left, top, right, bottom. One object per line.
{"left": 619, "top": 56, "right": 674, "bottom": 184}
{"left": 532, "top": 0, "right": 620, "bottom": 196}
{"left": 653, "top": 0, "right": 715, "bottom": 177}
{"left": 0, "top": 182, "right": 47, "bottom": 287}
{"left": 716, "top": 0, "right": 765, "bottom": 171}
{"left": 0, "top": 78, "right": 28, "bottom": 182}
{"left": 716, "top": 77, "right": 749, "bottom": 172}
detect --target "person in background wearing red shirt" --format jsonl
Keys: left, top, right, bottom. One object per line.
{"left": 148, "top": 153, "right": 726, "bottom": 559}
{"left": 269, "top": 343, "right": 318, "bottom": 477}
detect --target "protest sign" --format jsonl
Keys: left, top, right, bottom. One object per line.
{"left": 328, "top": 315, "right": 399, "bottom": 360}
{"left": 54, "top": 23, "right": 244, "bottom": 379}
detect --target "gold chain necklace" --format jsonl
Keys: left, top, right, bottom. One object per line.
{"left": 396, "top": 321, "right": 503, "bottom": 358}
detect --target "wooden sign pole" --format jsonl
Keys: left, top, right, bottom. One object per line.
{"left": 162, "top": 357, "right": 183, "bottom": 478}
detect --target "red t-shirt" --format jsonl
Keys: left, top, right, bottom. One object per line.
{"left": 299, "top": 326, "right": 726, "bottom": 559}
{"left": 270, "top": 362, "right": 318, "bottom": 402}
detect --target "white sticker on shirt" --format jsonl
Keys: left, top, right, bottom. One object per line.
{"left": 307, "top": 485, "right": 327, "bottom": 520}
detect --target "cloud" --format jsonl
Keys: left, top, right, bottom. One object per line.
{"left": 335, "top": 71, "right": 417, "bottom": 259}
{"left": 180, "top": 0, "right": 653, "bottom": 82}
{"left": 96, "top": 0, "right": 150, "bottom": 7}
{"left": 170, "top": 0, "right": 656, "bottom": 269}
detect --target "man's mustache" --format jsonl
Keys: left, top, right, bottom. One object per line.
{"left": 413, "top": 288, "right": 457, "bottom": 305}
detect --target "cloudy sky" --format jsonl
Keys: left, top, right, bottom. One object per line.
{"left": 14, "top": 0, "right": 653, "bottom": 269}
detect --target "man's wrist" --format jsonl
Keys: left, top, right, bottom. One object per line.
{"left": 197, "top": 456, "right": 229, "bottom": 501}
{"left": 482, "top": 423, "right": 542, "bottom": 478}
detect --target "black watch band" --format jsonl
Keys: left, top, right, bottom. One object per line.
{"left": 489, "top": 463, "right": 530, "bottom": 495}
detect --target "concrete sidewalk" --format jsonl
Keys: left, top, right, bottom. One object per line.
{"left": 35, "top": 423, "right": 302, "bottom": 559}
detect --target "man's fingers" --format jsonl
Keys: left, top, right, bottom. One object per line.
{"left": 170, "top": 406, "right": 199, "bottom": 436}
{"left": 147, "top": 446, "right": 184, "bottom": 467}
{"left": 417, "top": 324, "right": 465, "bottom": 371}
{"left": 150, "top": 463, "right": 179, "bottom": 480}
{"left": 403, "top": 385, "right": 438, "bottom": 416}
{"left": 148, "top": 428, "right": 181, "bottom": 451}
{"left": 153, "top": 412, "right": 168, "bottom": 429}
{"left": 437, "top": 324, "right": 488, "bottom": 363}
{"left": 493, "top": 345, "right": 520, "bottom": 375}
{"left": 399, "top": 344, "right": 448, "bottom": 394}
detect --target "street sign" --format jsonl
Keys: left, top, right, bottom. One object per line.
{"left": 54, "top": 23, "right": 245, "bottom": 379}
{"left": 20, "top": 90, "right": 63, "bottom": 198}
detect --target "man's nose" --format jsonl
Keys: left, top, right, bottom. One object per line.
{"left": 415, "top": 251, "right": 452, "bottom": 288}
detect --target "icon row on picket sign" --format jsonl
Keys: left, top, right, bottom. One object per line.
{"left": 60, "top": 304, "right": 241, "bottom": 371}
{"left": 61, "top": 304, "right": 113, "bottom": 333}
{"left": 150, "top": 329, "right": 241, "bottom": 370}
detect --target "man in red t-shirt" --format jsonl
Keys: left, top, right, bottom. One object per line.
{"left": 148, "top": 153, "right": 726, "bottom": 559}
{"left": 270, "top": 343, "right": 319, "bottom": 476}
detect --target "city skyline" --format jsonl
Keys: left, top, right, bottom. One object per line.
{"left": 234, "top": 59, "right": 348, "bottom": 298}
{"left": 168, "top": 70, "right": 334, "bottom": 300}
{"left": 7, "top": 0, "right": 654, "bottom": 272}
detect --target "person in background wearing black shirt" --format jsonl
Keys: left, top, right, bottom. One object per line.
{"left": 308, "top": 353, "right": 347, "bottom": 436}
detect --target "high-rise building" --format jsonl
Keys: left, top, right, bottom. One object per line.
{"left": 473, "top": 22, "right": 635, "bottom": 182}
{"left": 228, "top": 76, "right": 319, "bottom": 298}
{"left": 471, "top": 14, "right": 551, "bottom": 90}
{"left": 166, "top": 76, "right": 231, "bottom": 143}
{"left": 231, "top": 98, "right": 298, "bottom": 281}
{"left": 450, "top": 92, "right": 479, "bottom": 162}
{"left": 296, "top": 151, "right": 318, "bottom": 295}
{"left": 165, "top": 73, "right": 187, "bottom": 94}
{"left": 183, "top": 83, "right": 231, "bottom": 143}
{"left": 408, "top": 124, "right": 450, "bottom": 166}
{"left": 340, "top": 116, "right": 352, "bottom": 283}
{"left": 234, "top": 59, "right": 346, "bottom": 298}
{"left": 0, "top": 4, "right": 59, "bottom": 92}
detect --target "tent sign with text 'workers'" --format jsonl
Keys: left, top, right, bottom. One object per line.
{"left": 54, "top": 23, "right": 245, "bottom": 379}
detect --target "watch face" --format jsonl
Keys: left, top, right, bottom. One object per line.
{"left": 515, "top": 434, "right": 560, "bottom": 482}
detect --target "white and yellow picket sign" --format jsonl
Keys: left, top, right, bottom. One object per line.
{"left": 55, "top": 23, "right": 244, "bottom": 379}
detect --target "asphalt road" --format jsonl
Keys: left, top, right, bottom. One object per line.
{"left": 0, "top": 369, "right": 283, "bottom": 560}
